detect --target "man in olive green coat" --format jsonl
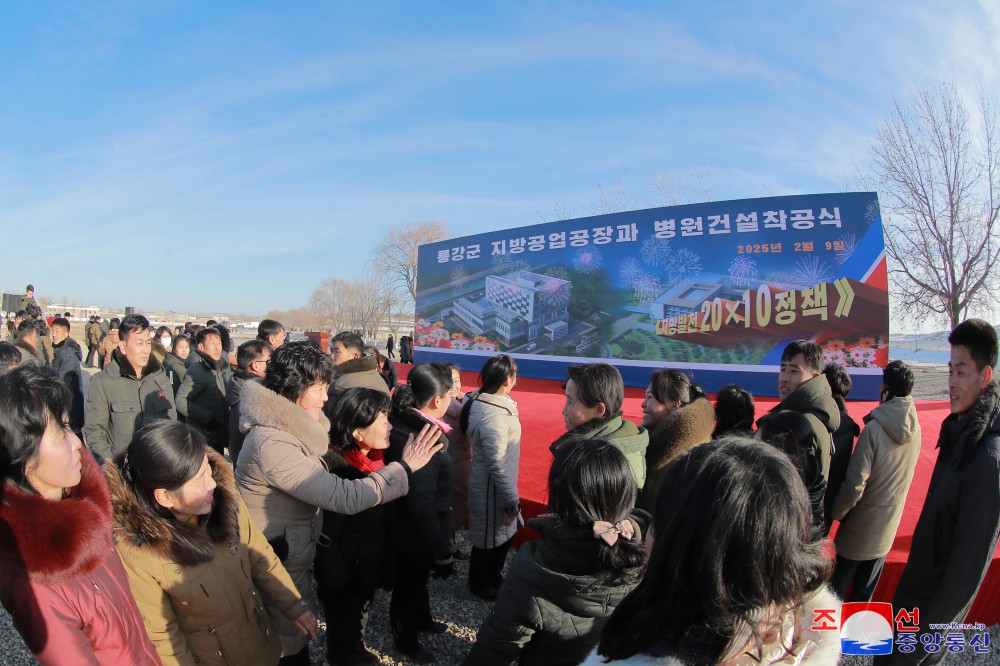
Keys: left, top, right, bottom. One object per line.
{"left": 84, "top": 314, "right": 176, "bottom": 461}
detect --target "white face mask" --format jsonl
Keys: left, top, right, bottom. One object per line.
{"left": 161, "top": 336, "right": 172, "bottom": 346}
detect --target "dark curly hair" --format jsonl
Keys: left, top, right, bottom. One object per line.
{"left": 263, "top": 340, "right": 335, "bottom": 403}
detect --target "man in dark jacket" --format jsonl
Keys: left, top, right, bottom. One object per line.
{"left": 881, "top": 319, "right": 1000, "bottom": 666}
{"left": 176, "top": 327, "right": 231, "bottom": 454}
{"left": 49, "top": 317, "right": 85, "bottom": 436}
{"left": 324, "top": 331, "right": 389, "bottom": 418}
{"left": 767, "top": 340, "right": 841, "bottom": 480}
{"left": 84, "top": 314, "right": 177, "bottom": 461}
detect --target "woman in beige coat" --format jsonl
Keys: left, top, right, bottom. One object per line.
{"left": 235, "top": 341, "right": 442, "bottom": 665}
{"left": 107, "top": 420, "right": 316, "bottom": 666}
{"left": 831, "top": 361, "right": 922, "bottom": 601}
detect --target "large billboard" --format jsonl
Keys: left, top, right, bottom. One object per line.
{"left": 414, "top": 192, "right": 888, "bottom": 399}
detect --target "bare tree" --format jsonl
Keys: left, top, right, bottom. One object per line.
{"left": 309, "top": 277, "right": 354, "bottom": 332}
{"left": 864, "top": 82, "right": 1000, "bottom": 328}
{"left": 370, "top": 220, "right": 448, "bottom": 305}
{"left": 646, "top": 159, "right": 714, "bottom": 208}
{"left": 590, "top": 179, "right": 635, "bottom": 216}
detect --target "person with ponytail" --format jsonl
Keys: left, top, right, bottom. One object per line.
{"left": 385, "top": 363, "right": 455, "bottom": 663}
{"left": 582, "top": 438, "right": 839, "bottom": 666}
{"left": 461, "top": 353, "right": 521, "bottom": 600}
{"left": 0, "top": 366, "right": 159, "bottom": 665}
{"left": 636, "top": 368, "right": 715, "bottom": 513}
{"left": 106, "top": 420, "right": 316, "bottom": 666}
{"left": 314, "top": 387, "right": 398, "bottom": 665}
{"left": 463, "top": 438, "right": 647, "bottom": 666}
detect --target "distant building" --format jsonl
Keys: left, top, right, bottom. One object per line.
{"left": 452, "top": 270, "right": 571, "bottom": 344}
{"left": 49, "top": 304, "right": 101, "bottom": 321}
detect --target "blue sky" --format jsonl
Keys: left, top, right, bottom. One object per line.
{"left": 1, "top": 1, "right": 997, "bottom": 320}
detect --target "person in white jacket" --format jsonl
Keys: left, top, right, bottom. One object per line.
{"left": 461, "top": 354, "right": 521, "bottom": 600}
{"left": 831, "top": 360, "right": 921, "bottom": 602}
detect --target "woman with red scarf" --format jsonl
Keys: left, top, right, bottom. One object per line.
{"left": 314, "top": 387, "right": 420, "bottom": 665}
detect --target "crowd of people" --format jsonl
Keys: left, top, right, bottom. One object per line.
{"left": 1, "top": 281, "right": 998, "bottom": 666}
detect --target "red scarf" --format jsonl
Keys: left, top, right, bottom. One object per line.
{"left": 343, "top": 447, "right": 386, "bottom": 474}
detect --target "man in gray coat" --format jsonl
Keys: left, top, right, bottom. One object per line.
{"left": 831, "top": 360, "right": 921, "bottom": 601}
{"left": 84, "top": 313, "right": 176, "bottom": 461}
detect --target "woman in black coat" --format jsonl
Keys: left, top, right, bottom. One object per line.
{"left": 315, "top": 388, "right": 406, "bottom": 666}
{"left": 385, "top": 363, "right": 454, "bottom": 663}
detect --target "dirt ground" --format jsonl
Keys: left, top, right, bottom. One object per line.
{"left": 905, "top": 363, "right": 949, "bottom": 401}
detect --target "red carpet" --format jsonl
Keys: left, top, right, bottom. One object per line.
{"left": 397, "top": 365, "right": 1000, "bottom": 624}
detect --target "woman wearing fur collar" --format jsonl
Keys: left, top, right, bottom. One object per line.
{"left": 107, "top": 420, "right": 315, "bottom": 665}
{"left": 236, "top": 341, "right": 442, "bottom": 664}
{"left": 635, "top": 369, "right": 715, "bottom": 513}
{"left": 0, "top": 366, "right": 160, "bottom": 665}
{"left": 581, "top": 438, "right": 840, "bottom": 666}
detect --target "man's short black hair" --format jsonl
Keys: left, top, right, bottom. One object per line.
{"left": 195, "top": 327, "right": 221, "bottom": 347}
{"left": 63, "top": 312, "right": 71, "bottom": 317}
{"left": 236, "top": 340, "right": 269, "bottom": 371}
{"left": 332, "top": 331, "right": 365, "bottom": 354}
{"left": 14, "top": 310, "right": 26, "bottom": 319}
{"left": 15, "top": 319, "right": 36, "bottom": 337}
{"left": 948, "top": 319, "right": 998, "bottom": 371}
{"left": 566, "top": 363, "right": 624, "bottom": 417}
{"left": 51, "top": 317, "right": 71, "bottom": 331}
{"left": 258, "top": 319, "right": 284, "bottom": 341}
{"left": 206, "top": 319, "right": 218, "bottom": 326}
{"left": 119, "top": 314, "right": 150, "bottom": 342}
{"left": 882, "top": 360, "right": 915, "bottom": 398}
{"left": 781, "top": 340, "right": 823, "bottom": 373}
